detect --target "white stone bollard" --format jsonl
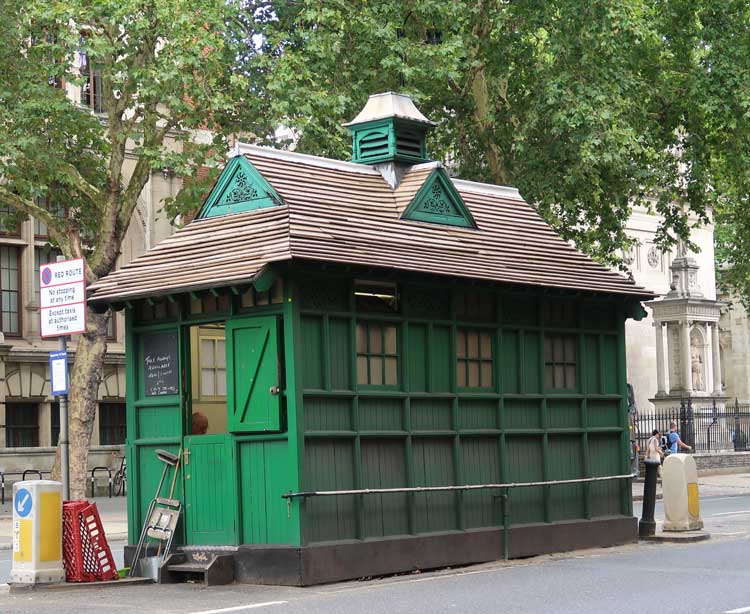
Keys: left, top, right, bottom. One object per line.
{"left": 662, "top": 454, "right": 703, "bottom": 532}
{"left": 11, "top": 480, "right": 66, "bottom": 584}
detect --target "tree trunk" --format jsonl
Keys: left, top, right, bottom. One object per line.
{"left": 51, "top": 307, "right": 110, "bottom": 500}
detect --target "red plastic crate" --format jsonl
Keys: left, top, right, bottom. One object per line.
{"left": 62, "top": 500, "right": 118, "bottom": 582}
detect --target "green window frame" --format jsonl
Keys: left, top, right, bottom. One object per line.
{"left": 356, "top": 321, "right": 399, "bottom": 387}
{"left": 456, "top": 328, "right": 494, "bottom": 389}
{"left": 544, "top": 333, "right": 577, "bottom": 390}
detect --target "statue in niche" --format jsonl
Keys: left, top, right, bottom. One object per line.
{"left": 691, "top": 343, "right": 704, "bottom": 391}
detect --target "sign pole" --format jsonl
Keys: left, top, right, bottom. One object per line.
{"left": 55, "top": 255, "right": 70, "bottom": 501}
{"left": 58, "top": 334, "right": 69, "bottom": 501}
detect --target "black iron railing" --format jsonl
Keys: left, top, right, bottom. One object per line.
{"left": 634, "top": 398, "right": 750, "bottom": 453}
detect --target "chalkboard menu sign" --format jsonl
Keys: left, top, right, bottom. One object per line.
{"left": 143, "top": 331, "right": 179, "bottom": 396}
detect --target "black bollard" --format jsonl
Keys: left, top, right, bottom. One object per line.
{"left": 639, "top": 459, "right": 661, "bottom": 537}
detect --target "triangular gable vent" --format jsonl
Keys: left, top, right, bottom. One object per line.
{"left": 197, "top": 155, "right": 283, "bottom": 219}
{"left": 402, "top": 168, "right": 476, "bottom": 228}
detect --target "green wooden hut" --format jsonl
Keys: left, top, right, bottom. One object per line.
{"left": 88, "top": 93, "right": 654, "bottom": 586}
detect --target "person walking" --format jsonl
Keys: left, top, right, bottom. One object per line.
{"left": 645, "top": 429, "right": 664, "bottom": 478}
{"left": 667, "top": 421, "right": 691, "bottom": 454}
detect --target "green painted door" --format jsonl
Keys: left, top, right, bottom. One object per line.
{"left": 226, "top": 316, "right": 283, "bottom": 432}
{"left": 183, "top": 434, "right": 237, "bottom": 545}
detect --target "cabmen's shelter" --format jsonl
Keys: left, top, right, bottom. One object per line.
{"left": 88, "top": 93, "right": 654, "bottom": 586}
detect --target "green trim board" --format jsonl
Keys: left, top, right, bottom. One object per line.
{"left": 402, "top": 168, "right": 476, "bottom": 228}
{"left": 197, "top": 155, "right": 283, "bottom": 219}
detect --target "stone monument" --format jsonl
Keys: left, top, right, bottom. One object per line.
{"left": 646, "top": 242, "right": 726, "bottom": 410}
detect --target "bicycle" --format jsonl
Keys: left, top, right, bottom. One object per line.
{"left": 112, "top": 453, "right": 127, "bottom": 497}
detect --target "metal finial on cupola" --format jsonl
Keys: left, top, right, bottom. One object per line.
{"left": 344, "top": 92, "right": 436, "bottom": 165}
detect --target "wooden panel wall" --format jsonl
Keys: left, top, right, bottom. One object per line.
{"left": 297, "top": 275, "right": 633, "bottom": 545}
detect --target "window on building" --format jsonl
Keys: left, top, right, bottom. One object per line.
{"left": 356, "top": 321, "right": 398, "bottom": 386}
{"left": 79, "top": 51, "right": 103, "bottom": 113}
{"left": 0, "top": 203, "right": 21, "bottom": 236}
{"left": 1, "top": 246, "right": 20, "bottom": 335}
{"left": 51, "top": 402, "right": 60, "bottom": 446}
{"left": 199, "top": 332, "right": 227, "bottom": 397}
{"left": 6, "top": 403, "right": 39, "bottom": 447}
{"left": 34, "top": 195, "right": 66, "bottom": 238}
{"left": 456, "top": 328, "right": 493, "bottom": 388}
{"left": 544, "top": 334, "right": 577, "bottom": 389}
{"left": 35, "top": 247, "right": 62, "bottom": 306}
{"left": 107, "top": 312, "right": 117, "bottom": 341}
{"left": 99, "top": 403, "right": 126, "bottom": 445}
{"left": 355, "top": 281, "right": 399, "bottom": 313}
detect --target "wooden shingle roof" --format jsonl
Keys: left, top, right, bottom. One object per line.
{"left": 88, "top": 145, "right": 653, "bottom": 303}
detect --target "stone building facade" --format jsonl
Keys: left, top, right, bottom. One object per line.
{"left": 623, "top": 205, "right": 719, "bottom": 413}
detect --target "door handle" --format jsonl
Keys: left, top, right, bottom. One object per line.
{"left": 269, "top": 385, "right": 280, "bottom": 395}
{"left": 183, "top": 449, "right": 190, "bottom": 466}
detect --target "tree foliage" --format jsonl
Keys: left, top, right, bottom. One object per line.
{"left": 241, "top": 0, "right": 749, "bottom": 275}
{"left": 0, "top": 0, "right": 264, "bottom": 496}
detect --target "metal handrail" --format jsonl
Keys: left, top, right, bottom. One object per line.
{"left": 282, "top": 473, "right": 636, "bottom": 562}
{"left": 281, "top": 473, "right": 636, "bottom": 499}
{"left": 90, "top": 466, "right": 113, "bottom": 498}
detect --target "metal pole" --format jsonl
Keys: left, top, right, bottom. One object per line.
{"left": 59, "top": 334, "right": 69, "bottom": 501}
{"left": 501, "top": 488, "right": 509, "bottom": 561}
{"left": 56, "top": 254, "right": 69, "bottom": 501}
{"left": 638, "top": 459, "right": 660, "bottom": 537}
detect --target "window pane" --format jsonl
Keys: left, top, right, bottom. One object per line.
{"left": 369, "top": 325, "right": 383, "bottom": 354}
{"left": 544, "top": 337, "right": 553, "bottom": 361}
{"left": 385, "top": 357, "right": 398, "bottom": 386}
{"left": 216, "top": 369, "right": 227, "bottom": 396}
{"left": 480, "top": 333, "right": 492, "bottom": 359}
{"left": 384, "top": 325, "right": 397, "bottom": 354}
{"left": 369, "top": 356, "right": 383, "bottom": 385}
{"left": 481, "top": 361, "right": 493, "bottom": 387}
{"left": 467, "top": 331, "right": 479, "bottom": 358}
{"left": 200, "top": 339, "right": 214, "bottom": 367}
{"left": 553, "top": 339, "right": 564, "bottom": 362}
{"left": 356, "top": 324, "right": 367, "bottom": 353}
{"left": 456, "top": 329, "right": 466, "bottom": 358}
{"left": 565, "top": 365, "right": 576, "bottom": 388}
{"left": 545, "top": 365, "right": 555, "bottom": 389}
{"left": 357, "top": 356, "right": 368, "bottom": 385}
{"left": 216, "top": 340, "right": 226, "bottom": 368}
{"left": 468, "top": 361, "right": 480, "bottom": 388}
{"left": 564, "top": 337, "right": 576, "bottom": 362}
{"left": 554, "top": 365, "right": 565, "bottom": 387}
{"left": 201, "top": 368, "right": 215, "bottom": 396}
{"left": 457, "top": 362, "right": 467, "bottom": 388}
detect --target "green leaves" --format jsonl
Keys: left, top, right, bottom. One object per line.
{"left": 240, "top": 0, "right": 749, "bottom": 277}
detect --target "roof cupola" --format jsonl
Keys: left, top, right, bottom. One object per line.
{"left": 344, "top": 92, "right": 436, "bottom": 166}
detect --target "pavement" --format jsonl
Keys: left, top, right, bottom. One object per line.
{"left": 0, "top": 471, "right": 747, "bottom": 550}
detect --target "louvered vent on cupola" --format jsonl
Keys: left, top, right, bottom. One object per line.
{"left": 344, "top": 92, "right": 436, "bottom": 165}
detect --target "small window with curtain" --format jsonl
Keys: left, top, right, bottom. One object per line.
{"left": 356, "top": 321, "right": 398, "bottom": 386}
{"left": 6, "top": 403, "right": 39, "bottom": 447}
{"left": 1, "top": 246, "right": 20, "bottom": 335}
{"left": 544, "top": 334, "right": 577, "bottom": 390}
{"left": 456, "top": 328, "right": 494, "bottom": 388}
